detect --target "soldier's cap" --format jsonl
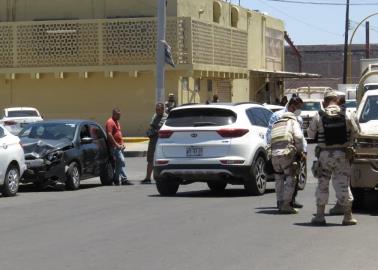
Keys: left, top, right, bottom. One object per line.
{"left": 324, "top": 91, "right": 338, "bottom": 98}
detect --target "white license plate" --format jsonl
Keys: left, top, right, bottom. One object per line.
{"left": 186, "top": 147, "right": 203, "bottom": 157}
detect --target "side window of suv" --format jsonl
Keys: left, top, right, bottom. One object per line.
{"left": 247, "top": 108, "right": 269, "bottom": 127}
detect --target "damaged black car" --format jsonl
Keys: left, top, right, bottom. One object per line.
{"left": 18, "top": 120, "right": 114, "bottom": 190}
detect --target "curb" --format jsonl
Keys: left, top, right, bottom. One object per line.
{"left": 124, "top": 151, "right": 147, "bottom": 158}
{"left": 123, "top": 137, "right": 149, "bottom": 143}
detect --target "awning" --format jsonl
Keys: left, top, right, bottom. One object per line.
{"left": 249, "top": 69, "right": 321, "bottom": 79}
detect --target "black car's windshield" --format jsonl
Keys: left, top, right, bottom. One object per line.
{"left": 19, "top": 123, "right": 77, "bottom": 140}
{"left": 360, "top": 96, "right": 378, "bottom": 123}
{"left": 302, "top": 102, "right": 321, "bottom": 111}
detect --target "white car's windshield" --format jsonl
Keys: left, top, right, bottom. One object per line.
{"left": 302, "top": 102, "right": 321, "bottom": 111}
{"left": 7, "top": 110, "right": 39, "bottom": 117}
{"left": 345, "top": 100, "right": 357, "bottom": 108}
{"left": 360, "top": 95, "right": 378, "bottom": 123}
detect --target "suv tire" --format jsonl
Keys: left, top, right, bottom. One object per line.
{"left": 156, "top": 178, "right": 179, "bottom": 196}
{"left": 2, "top": 164, "right": 19, "bottom": 197}
{"left": 207, "top": 180, "right": 227, "bottom": 192}
{"left": 244, "top": 155, "right": 267, "bottom": 196}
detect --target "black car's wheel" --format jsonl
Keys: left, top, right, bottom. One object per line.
{"left": 100, "top": 160, "right": 114, "bottom": 186}
{"left": 207, "top": 181, "right": 227, "bottom": 192}
{"left": 2, "top": 165, "right": 19, "bottom": 197}
{"left": 244, "top": 156, "right": 267, "bottom": 196}
{"left": 297, "top": 160, "right": 307, "bottom": 191}
{"left": 351, "top": 187, "right": 365, "bottom": 209}
{"left": 66, "top": 162, "right": 81, "bottom": 190}
{"left": 156, "top": 177, "right": 179, "bottom": 196}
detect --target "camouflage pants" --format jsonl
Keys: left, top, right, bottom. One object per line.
{"left": 316, "top": 150, "right": 354, "bottom": 206}
{"left": 272, "top": 152, "right": 296, "bottom": 203}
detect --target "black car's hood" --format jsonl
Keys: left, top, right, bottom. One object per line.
{"left": 21, "top": 138, "right": 73, "bottom": 159}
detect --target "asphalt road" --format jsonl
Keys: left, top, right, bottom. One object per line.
{"left": 1, "top": 147, "right": 378, "bottom": 270}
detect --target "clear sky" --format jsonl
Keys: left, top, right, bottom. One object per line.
{"left": 231, "top": 0, "right": 378, "bottom": 45}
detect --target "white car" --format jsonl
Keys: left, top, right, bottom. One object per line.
{"left": 0, "top": 125, "right": 26, "bottom": 196}
{"left": 153, "top": 103, "right": 273, "bottom": 196}
{"left": 263, "top": 103, "right": 285, "bottom": 112}
{"left": 1, "top": 107, "right": 43, "bottom": 135}
{"left": 345, "top": 99, "right": 357, "bottom": 116}
{"left": 300, "top": 99, "right": 324, "bottom": 137}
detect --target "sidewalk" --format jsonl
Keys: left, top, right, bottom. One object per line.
{"left": 123, "top": 137, "right": 149, "bottom": 158}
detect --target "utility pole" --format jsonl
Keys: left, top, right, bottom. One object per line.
{"left": 156, "top": 0, "right": 166, "bottom": 104}
{"left": 366, "top": 21, "right": 370, "bottom": 59}
{"left": 342, "top": 0, "right": 350, "bottom": 84}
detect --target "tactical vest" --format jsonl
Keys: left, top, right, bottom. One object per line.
{"left": 319, "top": 110, "right": 348, "bottom": 146}
{"left": 271, "top": 117, "right": 293, "bottom": 148}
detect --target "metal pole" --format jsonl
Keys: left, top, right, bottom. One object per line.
{"left": 156, "top": 0, "right": 166, "bottom": 104}
{"left": 343, "top": 0, "right": 350, "bottom": 84}
{"left": 366, "top": 21, "right": 370, "bottom": 59}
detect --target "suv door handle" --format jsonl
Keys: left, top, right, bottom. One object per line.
{"left": 3, "top": 143, "right": 8, "bottom": 149}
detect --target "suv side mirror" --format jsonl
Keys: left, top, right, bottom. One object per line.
{"left": 81, "top": 137, "right": 93, "bottom": 144}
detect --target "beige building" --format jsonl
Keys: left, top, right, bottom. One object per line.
{"left": 0, "top": 0, "right": 286, "bottom": 135}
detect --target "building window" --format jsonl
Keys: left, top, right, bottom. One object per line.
{"left": 207, "top": 80, "right": 213, "bottom": 92}
{"left": 231, "top": 6, "right": 239, "bottom": 28}
{"left": 181, "top": 77, "right": 189, "bottom": 91}
{"left": 213, "top": 1, "right": 222, "bottom": 23}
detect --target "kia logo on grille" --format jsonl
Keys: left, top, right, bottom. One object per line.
{"left": 191, "top": 133, "right": 198, "bottom": 138}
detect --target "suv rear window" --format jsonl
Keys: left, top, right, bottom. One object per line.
{"left": 7, "top": 110, "right": 39, "bottom": 117}
{"left": 165, "top": 108, "right": 237, "bottom": 127}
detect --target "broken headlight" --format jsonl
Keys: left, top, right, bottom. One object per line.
{"left": 46, "top": 151, "right": 63, "bottom": 162}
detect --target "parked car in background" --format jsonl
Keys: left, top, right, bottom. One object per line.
{"left": 0, "top": 107, "right": 43, "bottom": 135}
{"left": 154, "top": 103, "right": 273, "bottom": 196}
{"left": 19, "top": 120, "right": 113, "bottom": 190}
{"left": 300, "top": 99, "right": 324, "bottom": 137}
{"left": 345, "top": 99, "right": 357, "bottom": 116}
{"left": 0, "top": 125, "right": 26, "bottom": 196}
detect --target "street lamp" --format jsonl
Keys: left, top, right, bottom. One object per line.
{"left": 156, "top": 0, "right": 167, "bottom": 104}
{"left": 347, "top": 12, "right": 378, "bottom": 84}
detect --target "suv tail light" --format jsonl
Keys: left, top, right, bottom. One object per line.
{"left": 217, "top": 128, "right": 249, "bottom": 138}
{"left": 4, "top": 120, "right": 16, "bottom": 126}
{"left": 158, "top": 130, "right": 174, "bottom": 139}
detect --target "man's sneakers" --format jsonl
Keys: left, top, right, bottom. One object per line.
{"left": 140, "top": 179, "right": 152, "bottom": 185}
{"left": 291, "top": 200, "right": 303, "bottom": 209}
{"left": 121, "top": 179, "right": 134, "bottom": 185}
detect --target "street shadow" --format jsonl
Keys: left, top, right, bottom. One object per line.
{"left": 255, "top": 209, "right": 282, "bottom": 215}
{"left": 150, "top": 188, "right": 250, "bottom": 198}
{"left": 18, "top": 183, "right": 103, "bottom": 193}
{"left": 294, "top": 222, "right": 343, "bottom": 227}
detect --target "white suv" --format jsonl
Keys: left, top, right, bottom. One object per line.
{"left": 0, "top": 125, "right": 26, "bottom": 196}
{"left": 153, "top": 103, "right": 273, "bottom": 196}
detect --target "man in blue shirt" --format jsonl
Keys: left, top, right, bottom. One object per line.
{"left": 266, "top": 96, "right": 307, "bottom": 209}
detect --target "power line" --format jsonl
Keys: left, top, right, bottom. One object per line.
{"left": 266, "top": 0, "right": 378, "bottom": 5}
{"left": 255, "top": 0, "right": 342, "bottom": 37}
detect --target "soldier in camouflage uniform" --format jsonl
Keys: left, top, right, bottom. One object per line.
{"left": 271, "top": 112, "right": 305, "bottom": 214}
{"left": 307, "top": 91, "right": 357, "bottom": 226}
